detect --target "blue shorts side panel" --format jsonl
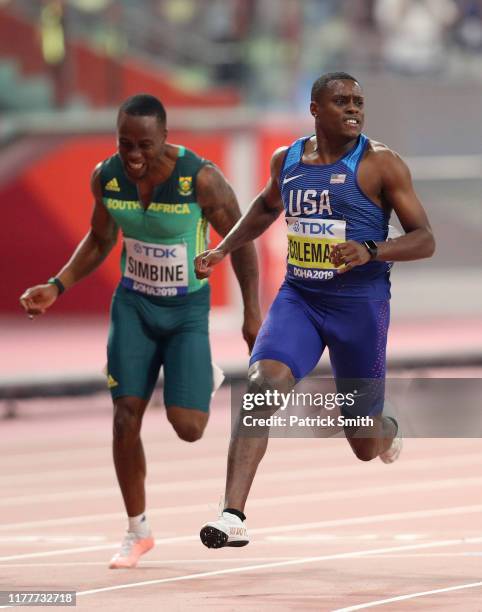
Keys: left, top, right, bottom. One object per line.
{"left": 324, "top": 299, "right": 390, "bottom": 380}
{"left": 323, "top": 298, "right": 390, "bottom": 416}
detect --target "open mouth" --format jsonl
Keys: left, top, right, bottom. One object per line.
{"left": 126, "top": 161, "right": 146, "bottom": 173}
{"left": 344, "top": 118, "right": 360, "bottom": 127}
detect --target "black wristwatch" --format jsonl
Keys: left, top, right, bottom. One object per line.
{"left": 362, "top": 240, "right": 378, "bottom": 260}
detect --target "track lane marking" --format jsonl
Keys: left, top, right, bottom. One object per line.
{"left": 333, "top": 581, "right": 482, "bottom": 611}
{"left": 2, "top": 472, "right": 482, "bottom": 522}
{"left": 3, "top": 447, "right": 481, "bottom": 487}
{"left": 70, "top": 538, "right": 482, "bottom": 599}
{"left": 0, "top": 505, "right": 481, "bottom": 562}
{"left": 5, "top": 474, "right": 482, "bottom": 506}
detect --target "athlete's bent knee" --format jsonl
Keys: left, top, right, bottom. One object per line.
{"left": 166, "top": 407, "right": 207, "bottom": 443}
{"left": 247, "top": 361, "right": 294, "bottom": 395}
{"left": 351, "top": 440, "right": 378, "bottom": 462}
{"left": 173, "top": 422, "right": 205, "bottom": 443}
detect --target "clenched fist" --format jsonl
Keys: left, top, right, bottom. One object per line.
{"left": 19, "top": 284, "right": 60, "bottom": 318}
{"left": 194, "top": 249, "right": 226, "bottom": 279}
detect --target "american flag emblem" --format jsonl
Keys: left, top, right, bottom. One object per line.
{"left": 330, "top": 174, "right": 347, "bottom": 184}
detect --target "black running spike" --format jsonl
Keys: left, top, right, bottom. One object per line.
{"left": 200, "top": 526, "right": 229, "bottom": 549}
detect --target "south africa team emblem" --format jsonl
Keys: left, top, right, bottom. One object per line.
{"left": 178, "top": 176, "right": 193, "bottom": 196}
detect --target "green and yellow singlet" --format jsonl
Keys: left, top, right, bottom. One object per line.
{"left": 100, "top": 146, "right": 209, "bottom": 297}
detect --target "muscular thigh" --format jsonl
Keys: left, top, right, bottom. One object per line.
{"left": 250, "top": 283, "right": 325, "bottom": 381}
{"left": 107, "top": 285, "right": 162, "bottom": 401}
{"left": 163, "top": 329, "right": 213, "bottom": 413}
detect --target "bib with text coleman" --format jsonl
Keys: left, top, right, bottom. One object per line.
{"left": 280, "top": 134, "right": 392, "bottom": 299}
{"left": 287, "top": 217, "right": 346, "bottom": 281}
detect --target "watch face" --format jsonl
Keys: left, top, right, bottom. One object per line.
{"left": 363, "top": 240, "right": 377, "bottom": 258}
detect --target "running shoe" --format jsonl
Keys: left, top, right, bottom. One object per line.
{"left": 109, "top": 531, "right": 154, "bottom": 569}
{"left": 380, "top": 416, "right": 403, "bottom": 464}
{"left": 200, "top": 511, "right": 249, "bottom": 548}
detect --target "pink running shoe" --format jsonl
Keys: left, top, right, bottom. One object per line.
{"left": 380, "top": 435, "right": 403, "bottom": 464}
{"left": 109, "top": 532, "right": 154, "bottom": 569}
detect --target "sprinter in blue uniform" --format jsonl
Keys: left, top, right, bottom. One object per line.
{"left": 195, "top": 72, "right": 435, "bottom": 548}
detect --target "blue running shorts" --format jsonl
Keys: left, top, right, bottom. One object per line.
{"left": 250, "top": 281, "right": 390, "bottom": 416}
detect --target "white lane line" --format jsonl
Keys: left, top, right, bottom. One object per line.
{"left": 2, "top": 471, "right": 482, "bottom": 523}
{"left": 0, "top": 557, "right": 299, "bottom": 567}
{"left": 7, "top": 452, "right": 479, "bottom": 506}
{"left": 0, "top": 535, "right": 201, "bottom": 561}
{"left": 1, "top": 437, "right": 319, "bottom": 467}
{"left": 333, "top": 581, "right": 482, "bottom": 611}
{"left": 70, "top": 538, "right": 482, "bottom": 599}
{"left": 0, "top": 533, "right": 428, "bottom": 544}
{"left": 4, "top": 549, "right": 481, "bottom": 565}
{"left": 0, "top": 454, "right": 224, "bottom": 486}
{"left": 0, "top": 507, "right": 202, "bottom": 532}
{"left": 336, "top": 552, "right": 482, "bottom": 558}
{"left": 0, "top": 444, "right": 322, "bottom": 485}
{"left": 265, "top": 533, "right": 428, "bottom": 543}
{"left": 2, "top": 430, "right": 232, "bottom": 463}
{"left": 0, "top": 536, "right": 106, "bottom": 543}
{"left": 252, "top": 508, "right": 482, "bottom": 536}
{"left": 0, "top": 505, "right": 481, "bottom": 562}
{"left": 3, "top": 449, "right": 481, "bottom": 499}
{"left": 1, "top": 551, "right": 481, "bottom": 568}
{"left": 1, "top": 443, "right": 337, "bottom": 484}
{"left": 8, "top": 474, "right": 482, "bottom": 506}
{"left": 393, "top": 533, "right": 427, "bottom": 541}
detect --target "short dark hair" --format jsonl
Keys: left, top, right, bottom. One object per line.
{"left": 118, "top": 94, "right": 167, "bottom": 125}
{"left": 311, "top": 72, "right": 359, "bottom": 101}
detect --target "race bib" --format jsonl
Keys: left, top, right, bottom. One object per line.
{"left": 286, "top": 217, "right": 346, "bottom": 281}
{"left": 122, "top": 237, "right": 188, "bottom": 297}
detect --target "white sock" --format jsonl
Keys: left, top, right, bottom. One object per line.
{"left": 128, "top": 513, "right": 151, "bottom": 539}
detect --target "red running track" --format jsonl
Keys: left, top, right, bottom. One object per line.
{"left": 1, "top": 390, "right": 482, "bottom": 611}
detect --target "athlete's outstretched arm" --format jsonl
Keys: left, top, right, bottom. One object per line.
{"left": 19, "top": 165, "right": 118, "bottom": 317}
{"left": 196, "top": 163, "right": 263, "bottom": 351}
{"left": 194, "top": 147, "right": 286, "bottom": 276}
{"left": 331, "top": 151, "right": 435, "bottom": 273}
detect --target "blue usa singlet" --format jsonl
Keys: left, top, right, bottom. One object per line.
{"left": 280, "top": 134, "right": 391, "bottom": 300}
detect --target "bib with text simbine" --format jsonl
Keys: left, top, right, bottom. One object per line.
{"left": 122, "top": 237, "right": 188, "bottom": 297}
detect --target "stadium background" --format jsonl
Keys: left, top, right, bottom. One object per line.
{"left": 1, "top": 0, "right": 481, "bottom": 394}
{"left": 1, "top": 0, "right": 482, "bottom": 392}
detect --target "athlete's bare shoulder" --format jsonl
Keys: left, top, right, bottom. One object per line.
{"left": 363, "top": 138, "right": 414, "bottom": 199}
{"left": 367, "top": 138, "right": 388, "bottom": 152}
{"left": 366, "top": 139, "right": 405, "bottom": 165}
{"left": 272, "top": 145, "right": 289, "bottom": 161}
{"left": 365, "top": 138, "right": 411, "bottom": 178}
{"left": 164, "top": 143, "right": 182, "bottom": 161}
{"left": 90, "top": 161, "right": 105, "bottom": 197}
{"left": 270, "top": 146, "right": 289, "bottom": 177}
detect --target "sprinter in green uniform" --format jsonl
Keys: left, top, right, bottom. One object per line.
{"left": 19, "top": 94, "right": 261, "bottom": 569}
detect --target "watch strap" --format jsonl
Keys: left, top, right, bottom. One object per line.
{"left": 47, "top": 277, "right": 65, "bottom": 295}
{"left": 362, "top": 240, "right": 378, "bottom": 260}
